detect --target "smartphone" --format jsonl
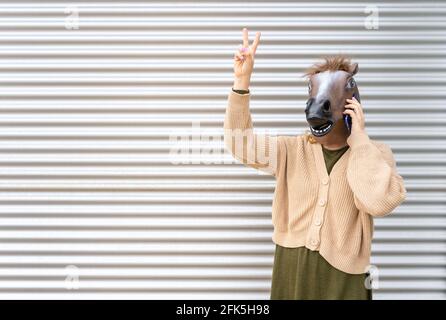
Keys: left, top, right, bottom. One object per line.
{"left": 344, "top": 92, "right": 360, "bottom": 132}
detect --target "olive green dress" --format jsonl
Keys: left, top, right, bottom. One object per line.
{"left": 270, "top": 144, "right": 372, "bottom": 300}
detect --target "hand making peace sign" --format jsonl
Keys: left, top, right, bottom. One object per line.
{"left": 233, "top": 28, "right": 261, "bottom": 91}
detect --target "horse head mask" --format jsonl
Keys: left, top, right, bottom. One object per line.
{"left": 305, "top": 56, "right": 361, "bottom": 137}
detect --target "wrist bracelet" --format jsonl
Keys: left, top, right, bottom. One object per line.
{"left": 232, "top": 88, "right": 250, "bottom": 94}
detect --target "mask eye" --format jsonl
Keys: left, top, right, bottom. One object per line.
{"left": 346, "top": 78, "right": 356, "bottom": 89}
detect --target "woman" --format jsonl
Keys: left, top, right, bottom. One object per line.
{"left": 224, "top": 28, "right": 407, "bottom": 300}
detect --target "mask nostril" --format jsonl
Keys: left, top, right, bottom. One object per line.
{"left": 322, "top": 100, "right": 331, "bottom": 112}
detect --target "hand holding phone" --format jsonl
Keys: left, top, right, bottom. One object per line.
{"left": 344, "top": 92, "right": 360, "bottom": 132}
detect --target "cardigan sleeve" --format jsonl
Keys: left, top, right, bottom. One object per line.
{"left": 224, "top": 89, "right": 283, "bottom": 177}
{"left": 346, "top": 132, "right": 407, "bottom": 217}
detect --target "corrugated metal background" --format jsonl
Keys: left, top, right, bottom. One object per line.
{"left": 0, "top": 0, "right": 444, "bottom": 299}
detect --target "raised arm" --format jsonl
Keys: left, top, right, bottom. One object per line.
{"left": 224, "top": 28, "right": 281, "bottom": 176}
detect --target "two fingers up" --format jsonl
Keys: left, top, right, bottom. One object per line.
{"left": 234, "top": 28, "right": 261, "bottom": 62}
{"left": 234, "top": 28, "right": 261, "bottom": 78}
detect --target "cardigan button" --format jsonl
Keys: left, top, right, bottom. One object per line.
{"left": 319, "top": 199, "right": 326, "bottom": 206}
{"left": 322, "top": 178, "right": 329, "bottom": 185}
{"left": 311, "top": 238, "right": 319, "bottom": 246}
{"left": 315, "top": 218, "right": 322, "bottom": 226}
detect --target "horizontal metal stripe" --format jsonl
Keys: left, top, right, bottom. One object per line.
{"left": 1, "top": 23, "right": 446, "bottom": 32}
{"left": 0, "top": 204, "right": 442, "bottom": 217}
{"left": 1, "top": 78, "right": 445, "bottom": 86}
{"left": 0, "top": 59, "right": 443, "bottom": 67}
{"left": 0, "top": 218, "right": 446, "bottom": 232}
{"left": 0, "top": 89, "right": 444, "bottom": 99}
{"left": 0, "top": 131, "right": 443, "bottom": 141}
{"left": 0, "top": 243, "right": 444, "bottom": 255}
{"left": 0, "top": 254, "right": 443, "bottom": 264}
{"left": 0, "top": 230, "right": 444, "bottom": 241}
{"left": 0, "top": 181, "right": 442, "bottom": 193}
{"left": 0, "top": 4, "right": 444, "bottom": 13}
{"left": 0, "top": 140, "right": 443, "bottom": 151}
{"left": 0, "top": 265, "right": 442, "bottom": 277}
{"left": 0, "top": 49, "right": 444, "bottom": 58}
{"left": 0, "top": 217, "right": 443, "bottom": 227}
{"left": 0, "top": 192, "right": 442, "bottom": 203}
{"left": 0, "top": 114, "right": 445, "bottom": 123}
{"left": 0, "top": 292, "right": 441, "bottom": 300}
{"left": 0, "top": 280, "right": 441, "bottom": 291}
{"left": 0, "top": 168, "right": 444, "bottom": 181}
{"left": 0, "top": 33, "right": 444, "bottom": 41}
{"left": 0, "top": 153, "right": 444, "bottom": 164}
{"left": 0, "top": 4, "right": 443, "bottom": 10}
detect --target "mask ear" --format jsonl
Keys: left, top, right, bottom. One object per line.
{"left": 349, "top": 62, "right": 359, "bottom": 76}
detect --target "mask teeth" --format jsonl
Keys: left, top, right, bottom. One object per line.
{"left": 311, "top": 122, "right": 332, "bottom": 135}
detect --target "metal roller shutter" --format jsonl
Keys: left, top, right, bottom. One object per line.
{"left": 0, "top": 0, "right": 444, "bottom": 299}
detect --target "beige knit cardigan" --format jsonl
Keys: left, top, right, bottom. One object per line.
{"left": 224, "top": 89, "right": 407, "bottom": 274}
